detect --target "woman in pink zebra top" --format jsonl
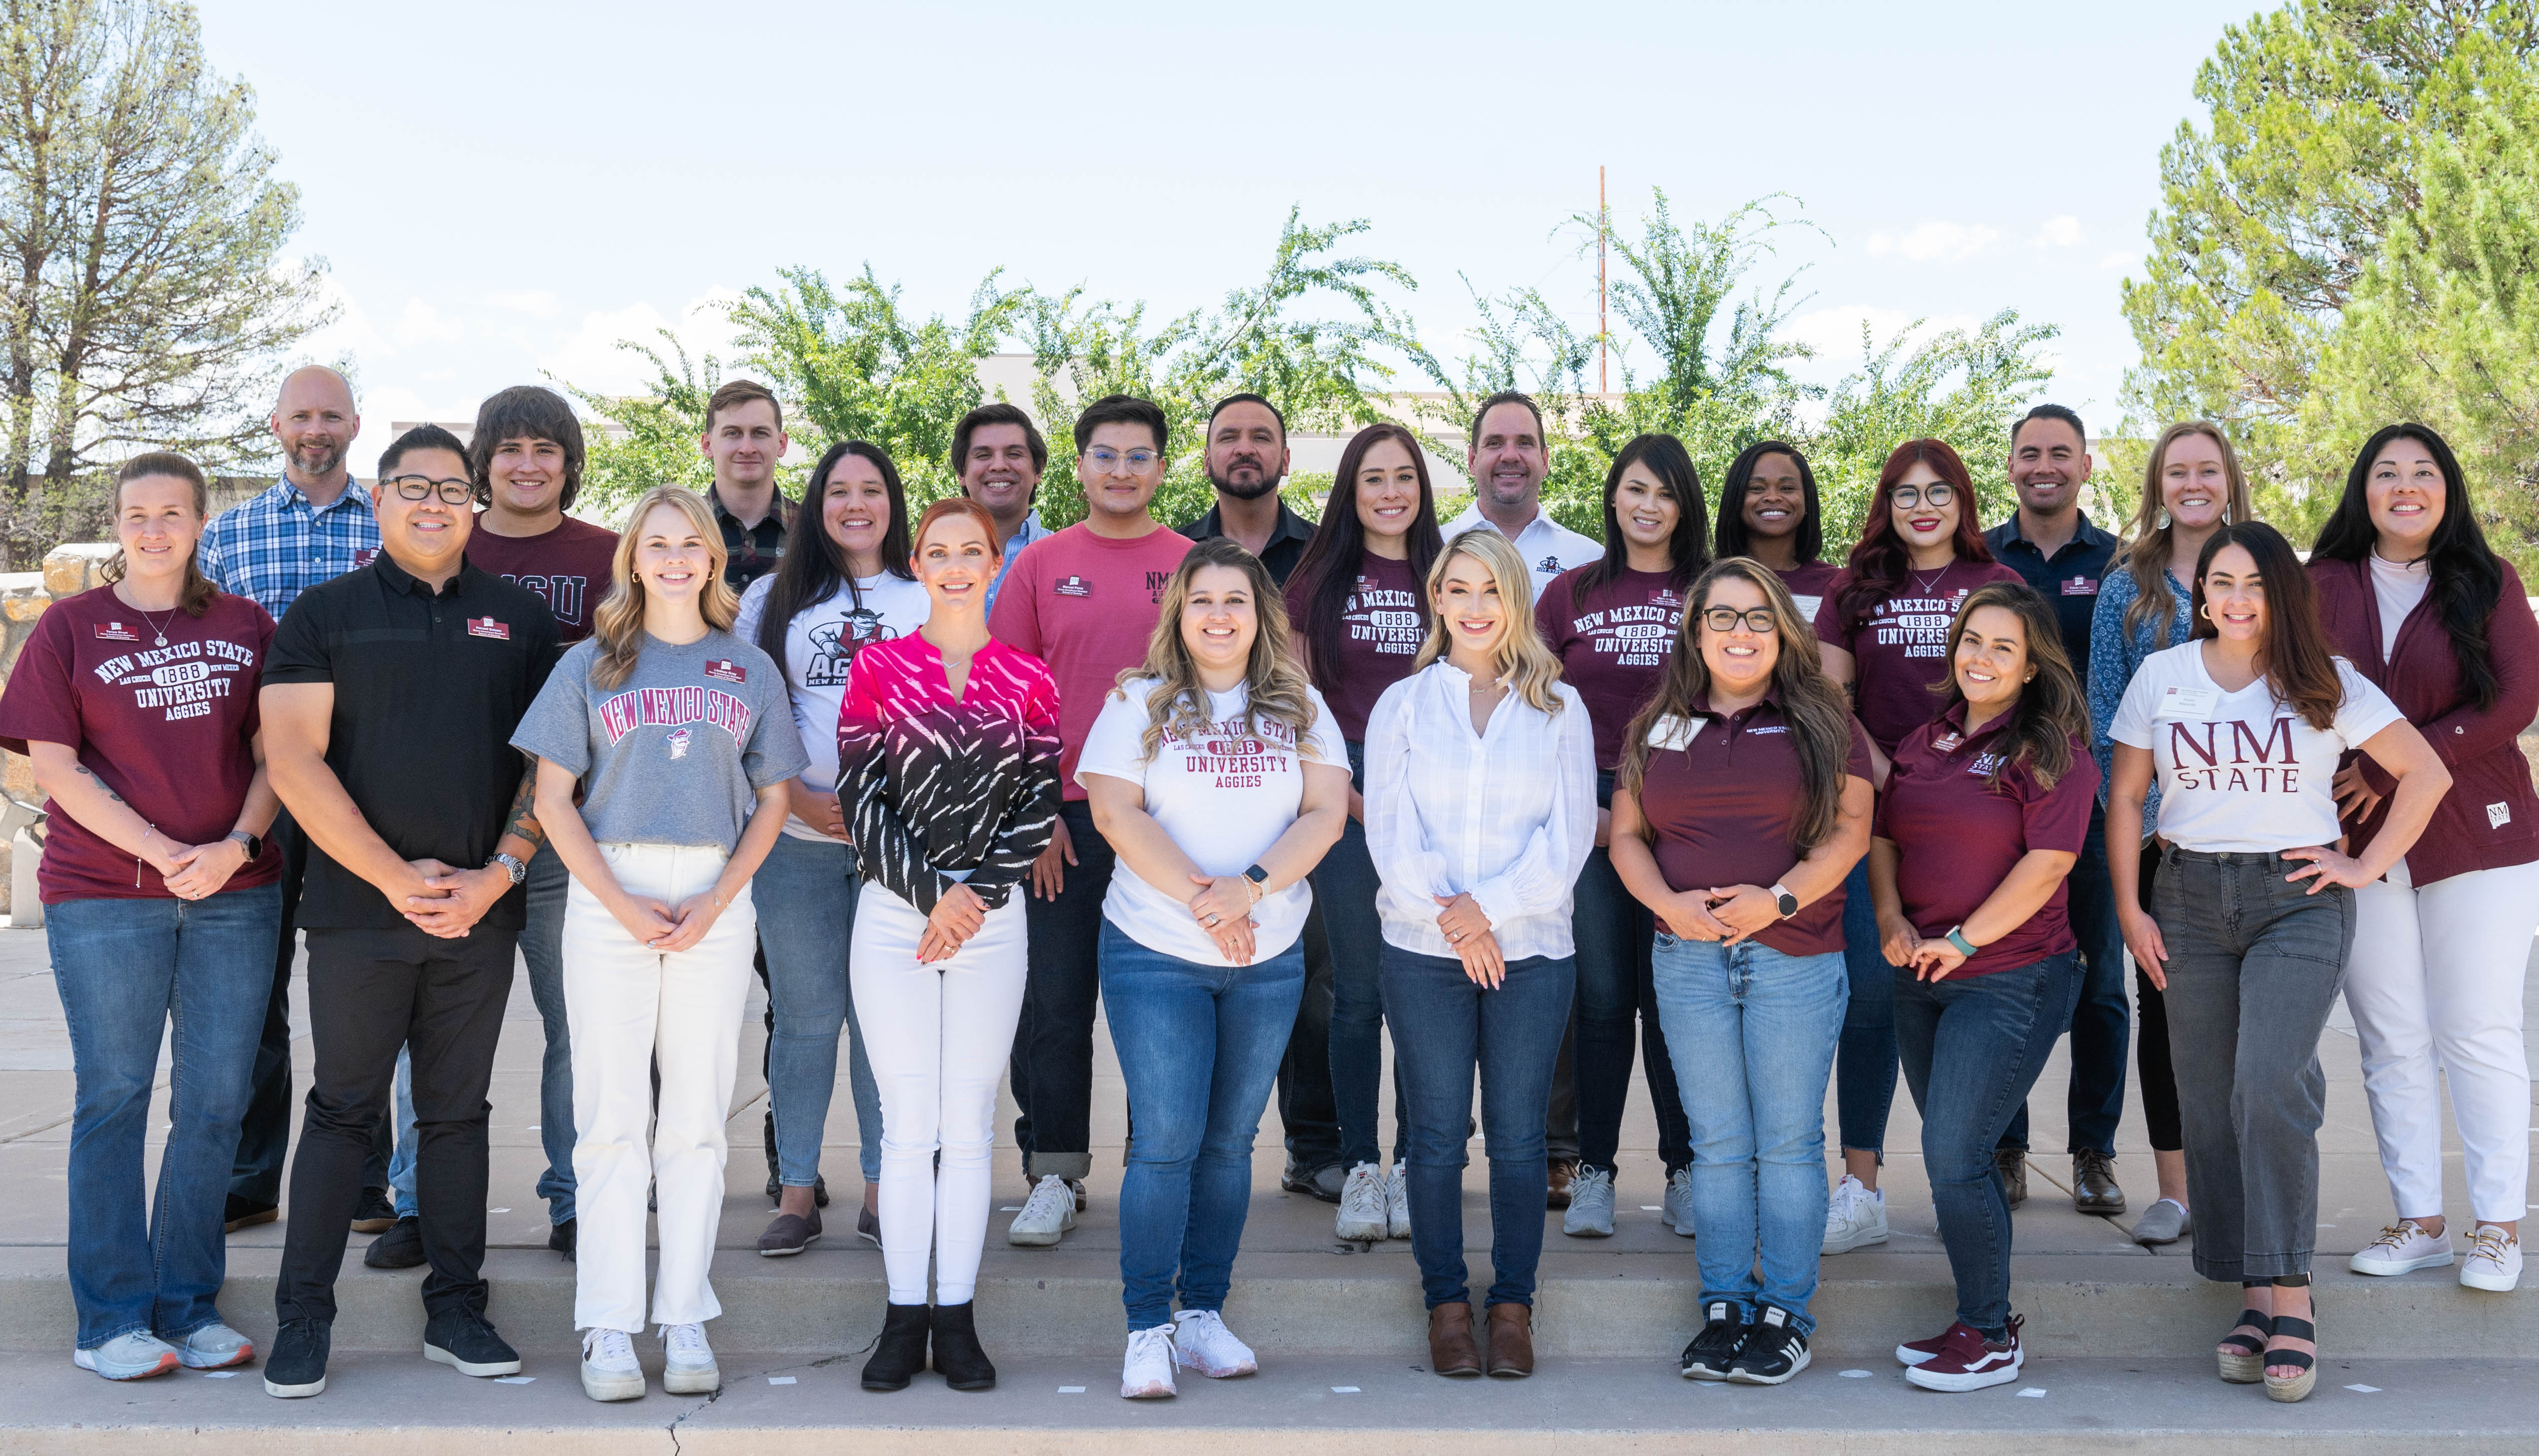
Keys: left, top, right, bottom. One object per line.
{"left": 839, "top": 497, "right": 1061, "bottom": 1394}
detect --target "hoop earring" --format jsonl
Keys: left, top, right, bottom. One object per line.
{"left": 2156, "top": 507, "right": 2172, "bottom": 530}
{"left": 2198, "top": 603, "right": 2212, "bottom": 621}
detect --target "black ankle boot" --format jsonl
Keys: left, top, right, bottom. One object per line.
{"left": 862, "top": 1303, "right": 931, "bottom": 1391}
{"left": 929, "top": 1301, "right": 996, "bottom": 1391}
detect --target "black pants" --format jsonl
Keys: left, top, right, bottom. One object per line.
{"left": 1010, "top": 800, "right": 1115, "bottom": 1183}
{"left": 275, "top": 923, "right": 517, "bottom": 1325}
{"left": 1275, "top": 903, "right": 1342, "bottom": 1172}
{"left": 2134, "top": 841, "right": 2183, "bottom": 1152}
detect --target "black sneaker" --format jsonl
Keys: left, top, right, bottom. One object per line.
{"left": 363, "top": 1215, "right": 425, "bottom": 1270}
{"left": 548, "top": 1217, "right": 576, "bottom": 1262}
{"left": 1725, "top": 1304, "right": 1811, "bottom": 1385}
{"left": 1679, "top": 1300, "right": 1747, "bottom": 1380}
{"left": 349, "top": 1187, "right": 397, "bottom": 1234}
{"left": 263, "top": 1318, "right": 329, "bottom": 1398}
{"left": 423, "top": 1308, "right": 521, "bottom": 1377}
{"left": 223, "top": 1196, "right": 278, "bottom": 1234}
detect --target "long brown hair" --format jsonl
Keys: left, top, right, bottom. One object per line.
{"left": 2189, "top": 520, "right": 2344, "bottom": 731}
{"left": 103, "top": 453, "right": 218, "bottom": 617}
{"left": 1620, "top": 557, "right": 1857, "bottom": 854}
{"left": 1410, "top": 529, "right": 1568, "bottom": 717}
{"left": 2119, "top": 421, "right": 2255, "bottom": 642}
{"left": 1118, "top": 536, "right": 1323, "bottom": 763}
{"left": 1939, "top": 583, "right": 2086, "bottom": 790}
{"left": 591, "top": 485, "right": 741, "bottom": 691}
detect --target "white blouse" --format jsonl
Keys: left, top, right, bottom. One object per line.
{"left": 1362, "top": 661, "right": 1598, "bottom": 962}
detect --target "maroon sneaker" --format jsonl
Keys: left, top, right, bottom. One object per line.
{"left": 1904, "top": 1317, "right": 2023, "bottom": 1391}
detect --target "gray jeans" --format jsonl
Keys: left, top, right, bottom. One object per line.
{"left": 2154, "top": 847, "right": 2355, "bottom": 1282}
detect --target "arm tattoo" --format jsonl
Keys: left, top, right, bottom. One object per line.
{"left": 503, "top": 768, "right": 546, "bottom": 850}
{"left": 72, "top": 764, "right": 125, "bottom": 802}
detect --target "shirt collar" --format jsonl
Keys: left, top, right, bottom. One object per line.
{"left": 1188, "top": 498, "right": 1314, "bottom": 548}
{"left": 709, "top": 485, "right": 789, "bottom": 534}
{"left": 1933, "top": 698, "right": 2014, "bottom": 749}
{"left": 1989, "top": 509, "right": 2115, "bottom": 554}
{"left": 1688, "top": 684, "right": 1784, "bottom": 720}
{"left": 1447, "top": 502, "right": 1551, "bottom": 542}
{"left": 371, "top": 549, "right": 474, "bottom": 599}
{"left": 271, "top": 477, "right": 374, "bottom": 515}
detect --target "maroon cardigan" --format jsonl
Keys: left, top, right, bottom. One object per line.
{"left": 2310, "top": 555, "right": 2539, "bottom": 886}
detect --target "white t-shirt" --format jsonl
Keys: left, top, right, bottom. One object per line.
{"left": 2110, "top": 641, "right": 2405, "bottom": 853}
{"left": 1443, "top": 504, "right": 1602, "bottom": 599}
{"left": 2368, "top": 551, "right": 2430, "bottom": 661}
{"left": 1076, "top": 676, "right": 1337, "bottom": 966}
{"left": 735, "top": 571, "right": 933, "bottom": 841}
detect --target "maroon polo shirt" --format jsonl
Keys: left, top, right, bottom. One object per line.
{"left": 1633, "top": 688, "right": 1875, "bottom": 957}
{"left": 1535, "top": 564, "right": 1685, "bottom": 770}
{"left": 1288, "top": 551, "right": 1425, "bottom": 744}
{"left": 1874, "top": 704, "right": 2099, "bottom": 977}
{"left": 1817, "top": 559, "right": 2025, "bottom": 752}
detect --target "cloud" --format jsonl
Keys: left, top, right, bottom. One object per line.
{"left": 1864, "top": 221, "right": 2000, "bottom": 263}
{"left": 391, "top": 299, "right": 466, "bottom": 348}
{"left": 2030, "top": 215, "right": 2085, "bottom": 248}
{"left": 486, "top": 289, "right": 564, "bottom": 318}
{"left": 537, "top": 288, "right": 748, "bottom": 398}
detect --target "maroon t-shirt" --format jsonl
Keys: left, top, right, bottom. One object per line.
{"left": 1632, "top": 690, "right": 1875, "bottom": 957}
{"left": 1286, "top": 551, "right": 1424, "bottom": 744}
{"left": 1775, "top": 560, "right": 1841, "bottom": 629}
{"left": 1535, "top": 565, "right": 1684, "bottom": 770}
{"left": 1816, "top": 559, "right": 2024, "bottom": 751}
{"left": 465, "top": 514, "right": 621, "bottom": 643}
{"left": 0, "top": 587, "right": 282, "bottom": 903}
{"left": 1874, "top": 706, "right": 2099, "bottom": 977}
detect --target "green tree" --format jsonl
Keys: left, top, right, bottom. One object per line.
{"left": 549, "top": 330, "right": 729, "bottom": 523}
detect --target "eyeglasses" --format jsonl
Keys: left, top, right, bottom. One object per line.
{"left": 1083, "top": 447, "right": 1161, "bottom": 474}
{"left": 1890, "top": 482, "right": 1956, "bottom": 509}
{"left": 386, "top": 474, "right": 474, "bottom": 505}
{"left": 1701, "top": 606, "right": 1780, "bottom": 634}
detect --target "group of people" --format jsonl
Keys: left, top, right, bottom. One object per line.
{"left": 10, "top": 362, "right": 2530, "bottom": 1408}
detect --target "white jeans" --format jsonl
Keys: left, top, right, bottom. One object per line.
{"left": 849, "top": 882, "right": 1028, "bottom": 1305}
{"left": 2345, "top": 857, "right": 2539, "bottom": 1225}
{"left": 564, "top": 842, "right": 756, "bottom": 1333}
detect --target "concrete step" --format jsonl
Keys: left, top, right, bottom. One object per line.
{"left": 5, "top": 1350, "right": 2531, "bottom": 1453}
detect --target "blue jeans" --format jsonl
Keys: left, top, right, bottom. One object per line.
{"left": 50, "top": 884, "right": 281, "bottom": 1347}
{"left": 1895, "top": 953, "right": 2081, "bottom": 1337}
{"left": 1835, "top": 856, "right": 1894, "bottom": 1156}
{"left": 1101, "top": 923, "right": 1304, "bottom": 1330}
{"left": 2003, "top": 803, "right": 2130, "bottom": 1156}
{"left": 1316, "top": 741, "right": 1406, "bottom": 1171}
{"left": 754, "top": 833, "right": 883, "bottom": 1186}
{"left": 1652, "top": 931, "right": 1845, "bottom": 1334}
{"left": 1383, "top": 943, "right": 1575, "bottom": 1310}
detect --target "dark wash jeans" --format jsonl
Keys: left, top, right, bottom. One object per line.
{"left": 1383, "top": 943, "right": 1574, "bottom": 1310}
{"left": 2003, "top": 801, "right": 2131, "bottom": 1156}
{"left": 50, "top": 884, "right": 281, "bottom": 1348}
{"left": 1315, "top": 741, "right": 1408, "bottom": 1171}
{"left": 1895, "top": 952, "right": 2082, "bottom": 1338}
{"left": 276, "top": 923, "right": 517, "bottom": 1326}
{"left": 1274, "top": 903, "right": 1342, "bottom": 1173}
{"left": 1835, "top": 855, "right": 1896, "bottom": 1155}
{"left": 1010, "top": 799, "right": 1116, "bottom": 1183}
{"left": 2154, "top": 848, "right": 2355, "bottom": 1282}
{"left": 1570, "top": 770, "right": 1693, "bottom": 1175}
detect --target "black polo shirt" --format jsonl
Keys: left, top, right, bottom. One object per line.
{"left": 1176, "top": 497, "right": 1316, "bottom": 586}
{"left": 709, "top": 485, "right": 789, "bottom": 591}
{"left": 1983, "top": 510, "right": 2119, "bottom": 685}
{"left": 264, "top": 552, "right": 563, "bottom": 931}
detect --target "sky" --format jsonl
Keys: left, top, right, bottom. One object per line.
{"left": 192, "top": 0, "right": 2261, "bottom": 455}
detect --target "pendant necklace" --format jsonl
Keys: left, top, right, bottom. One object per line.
{"left": 138, "top": 607, "right": 177, "bottom": 648}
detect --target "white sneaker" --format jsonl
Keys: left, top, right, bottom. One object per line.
{"left": 1121, "top": 1323, "right": 1178, "bottom": 1398}
{"left": 1336, "top": 1161, "right": 1389, "bottom": 1241}
{"left": 1662, "top": 1166, "right": 1698, "bottom": 1238}
{"left": 659, "top": 1321, "right": 718, "bottom": 1394}
{"left": 72, "top": 1330, "right": 179, "bottom": 1381}
{"left": 1008, "top": 1174, "right": 1078, "bottom": 1246}
{"left": 1822, "top": 1175, "right": 1888, "bottom": 1254}
{"left": 1387, "top": 1159, "right": 1412, "bottom": 1239}
{"left": 1170, "top": 1309, "right": 1257, "bottom": 1378}
{"left": 2461, "top": 1225, "right": 2521, "bottom": 1292}
{"left": 2349, "top": 1218, "right": 2453, "bottom": 1276}
{"left": 1562, "top": 1165, "right": 1616, "bottom": 1237}
{"left": 580, "top": 1328, "right": 644, "bottom": 1402}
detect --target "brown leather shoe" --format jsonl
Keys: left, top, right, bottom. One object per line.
{"left": 1995, "top": 1147, "right": 2028, "bottom": 1209}
{"left": 1427, "top": 1302, "right": 1481, "bottom": 1377}
{"left": 1546, "top": 1157, "right": 1579, "bottom": 1211}
{"left": 2073, "top": 1148, "right": 2127, "bottom": 1215}
{"left": 1485, "top": 1303, "right": 1535, "bottom": 1377}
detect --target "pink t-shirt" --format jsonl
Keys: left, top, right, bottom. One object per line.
{"left": 1816, "top": 558, "right": 2024, "bottom": 751}
{"left": 987, "top": 521, "right": 1192, "bottom": 801}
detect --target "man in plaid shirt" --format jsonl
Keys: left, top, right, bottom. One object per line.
{"left": 199, "top": 366, "right": 389, "bottom": 1235}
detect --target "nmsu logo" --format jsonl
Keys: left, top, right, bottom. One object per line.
{"left": 149, "top": 661, "right": 211, "bottom": 687}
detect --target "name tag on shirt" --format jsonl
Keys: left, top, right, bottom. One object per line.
{"left": 466, "top": 617, "right": 510, "bottom": 640}
{"left": 353, "top": 548, "right": 379, "bottom": 568}
{"left": 1932, "top": 731, "right": 1964, "bottom": 753}
{"left": 1646, "top": 714, "right": 1704, "bottom": 752}
{"left": 2062, "top": 576, "right": 2099, "bottom": 596}
{"left": 93, "top": 622, "right": 139, "bottom": 642}
{"left": 1790, "top": 594, "right": 1822, "bottom": 624}
{"left": 2154, "top": 685, "right": 2217, "bottom": 721}
{"left": 704, "top": 658, "right": 746, "bottom": 683}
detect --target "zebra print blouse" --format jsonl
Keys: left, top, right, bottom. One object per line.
{"left": 836, "top": 633, "right": 1062, "bottom": 914}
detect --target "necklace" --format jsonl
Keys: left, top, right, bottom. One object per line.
{"left": 1909, "top": 563, "right": 1950, "bottom": 597}
{"left": 136, "top": 606, "right": 178, "bottom": 648}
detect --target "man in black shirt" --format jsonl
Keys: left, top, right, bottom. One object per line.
{"left": 258, "top": 426, "right": 563, "bottom": 1399}
{"left": 702, "top": 379, "right": 791, "bottom": 590}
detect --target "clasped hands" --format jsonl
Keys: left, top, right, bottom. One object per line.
{"left": 1878, "top": 912, "right": 1969, "bottom": 982}
{"left": 1656, "top": 883, "right": 1781, "bottom": 947}
{"left": 147, "top": 829, "right": 251, "bottom": 902}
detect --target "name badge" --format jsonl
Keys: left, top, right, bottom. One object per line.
{"left": 94, "top": 622, "right": 138, "bottom": 642}
{"left": 1790, "top": 594, "right": 1823, "bottom": 625}
{"left": 703, "top": 658, "right": 746, "bottom": 683}
{"left": 2154, "top": 685, "right": 2217, "bottom": 720}
{"left": 1932, "top": 731, "right": 1964, "bottom": 753}
{"left": 1646, "top": 714, "right": 1704, "bottom": 752}
{"left": 2061, "top": 576, "right": 2099, "bottom": 596}
{"left": 466, "top": 617, "right": 510, "bottom": 640}
{"left": 353, "top": 548, "right": 379, "bottom": 568}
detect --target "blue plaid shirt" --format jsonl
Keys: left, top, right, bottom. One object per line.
{"left": 197, "top": 478, "right": 382, "bottom": 620}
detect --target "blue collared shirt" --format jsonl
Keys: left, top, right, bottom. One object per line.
{"left": 985, "top": 509, "right": 1052, "bottom": 613}
{"left": 197, "top": 477, "right": 383, "bottom": 621}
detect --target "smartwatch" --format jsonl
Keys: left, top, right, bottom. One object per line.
{"left": 1768, "top": 882, "right": 1799, "bottom": 920}
{"left": 227, "top": 829, "right": 263, "bottom": 860}
{"left": 491, "top": 852, "right": 529, "bottom": 886}
{"left": 1243, "top": 863, "right": 1270, "bottom": 903}
{"left": 1945, "top": 924, "right": 1980, "bottom": 958}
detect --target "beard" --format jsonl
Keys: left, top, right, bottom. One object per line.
{"left": 289, "top": 437, "right": 346, "bottom": 480}
{"left": 1208, "top": 461, "right": 1280, "bottom": 502}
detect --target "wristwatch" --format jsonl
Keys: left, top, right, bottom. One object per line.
{"left": 226, "top": 829, "right": 263, "bottom": 859}
{"left": 1769, "top": 882, "right": 1799, "bottom": 920}
{"left": 1946, "top": 924, "right": 1980, "bottom": 958}
{"left": 1243, "top": 863, "right": 1269, "bottom": 903}
{"left": 491, "top": 852, "right": 529, "bottom": 886}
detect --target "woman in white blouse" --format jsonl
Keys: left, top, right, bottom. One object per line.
{"left": 1364, "top": 527, "right": 1596, "bottom": 1381}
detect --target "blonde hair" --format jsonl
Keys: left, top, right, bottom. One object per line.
{"left": 1411, "top": 528, "right": 1567, "bottom": 716}
{"left": 1118, "top": 535, "right": 1323, "bottom": 762}
{"left": 2119, "top": 421, "right": 2256, "bottom": 642}
{"left": 591, "top": 485, "right": 741, "bottom": 690}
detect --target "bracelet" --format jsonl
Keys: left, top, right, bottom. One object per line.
{"left": 1245, "top": 876, "right": 1263, "bottom": 905}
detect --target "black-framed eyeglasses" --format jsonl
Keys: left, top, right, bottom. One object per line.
{"left": 1701, "top": 606, "right": 1780, "bottom": 634}
{"left": 386, "top": 474, "right": 474, "bottom": 505}
{"left": 1890, "top": 482, "right": 1956, "bottom": 509}
{"left": 1083, "top": 447, "right": 1161, "bottom": 474}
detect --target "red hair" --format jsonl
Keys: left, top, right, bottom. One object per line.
{"left": 1834, "top": 437, "right": 1996, "bottom": 631}
{"left": 913, "top": 496, "right": 1002, "bottom": 558}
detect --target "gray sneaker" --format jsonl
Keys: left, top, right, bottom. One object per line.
{"left": 1662, "top": 1166, "right": 1697, "bottom": 1238}
{"left": 173, "top": 1322, "right": 255, "bottom": 1369}
{"left": 1562, "top": 1165, "right": 1616, "bottom": 1237}
{"left": 1007, "top": 1174, "right": 1077, "bottom": 1247}
{"left": 2133, "top": 1197, "right": 2191, "bottom": 1246}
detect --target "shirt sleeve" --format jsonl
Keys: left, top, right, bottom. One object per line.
{"left": 987, "top": 549, "right": 1043, "bottom": 657}
{"left": 741, "top": 656, "right": 812, "bottom": 789}
{"left": 2331, "top": 659, "right": 2407, "bottom": 748}
{"left": 963, "top": 662, "right": 1062, "bottom": 910}
{"left": 238, "top": 603, "right": 278, "bottom": 742}
{"left": 1465, "top": 689, "right": 1600, "bottom": 930}
{"left": 1074, "top": 682, "right": 1154, "bottom": 790}
{"left": 507, "top": 646, "right": 593, "bottom": 775}
{"left": 1361, "top": 679, "right": 1453, "bottom": 902}
{"left": 0, "top": 609, "right": 79, "bottom": 757}
{"left": 1815, "top": 570, "right": 1856, "bottom": 652}
{"left": 2361, "top": 565, "right": 2539, "bottom": 795}
{"left": 732, "top": 576, "right": 770, "bottom": 648}
{"left": 2108, "top": 654, "right": 2159, "bottom": 750}
{"left": 839, "top": 646, "right": 952, "bottom": 913}
{"left": 2086, "top": 579, "right": 2133, "bottom": 792}
{"left": 1297, "top": 685, "right": 1338, "bottom": 765}
{"left": 261, "top": 592, "right": 335, "bottom": 685}
{"left": 2019, "top": 739, "right": 2100, "bottom": 855}
{"left": 1533, "top": 575, "right": 1565, "bottom": 650}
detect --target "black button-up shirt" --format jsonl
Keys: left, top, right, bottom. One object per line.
{"left": 264, "top": 553, "right": 563, "bottom": 931}
{"left": 1176, "top": 497, "right": 1317, "bottom": 587}
{"left": 1984, "top": 510, "right": 2120, "bottom": 685}
{"left": 710, "top": 485, "right": 790, "bottom": 592}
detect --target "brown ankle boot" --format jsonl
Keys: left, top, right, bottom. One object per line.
{"left": 1485, "top": 1302, "right": 1535, "bottom": 1377}
{"left": 1427, "top": 1302, "right": 1481, "bottom": 1377}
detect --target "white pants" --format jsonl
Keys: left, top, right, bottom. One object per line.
{"left": 849, "top": 882, "right": 1029, "bottom": 1305}
{"left": 564, "top": 842, "right": 757, "bottom": 1333}
{"left": 2345, "top": 856, "right": 2539, "bottom": 1225}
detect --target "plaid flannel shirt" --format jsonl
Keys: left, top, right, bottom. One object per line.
{"left": 197, "top": 478, "right": 382, "bottom": 620}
